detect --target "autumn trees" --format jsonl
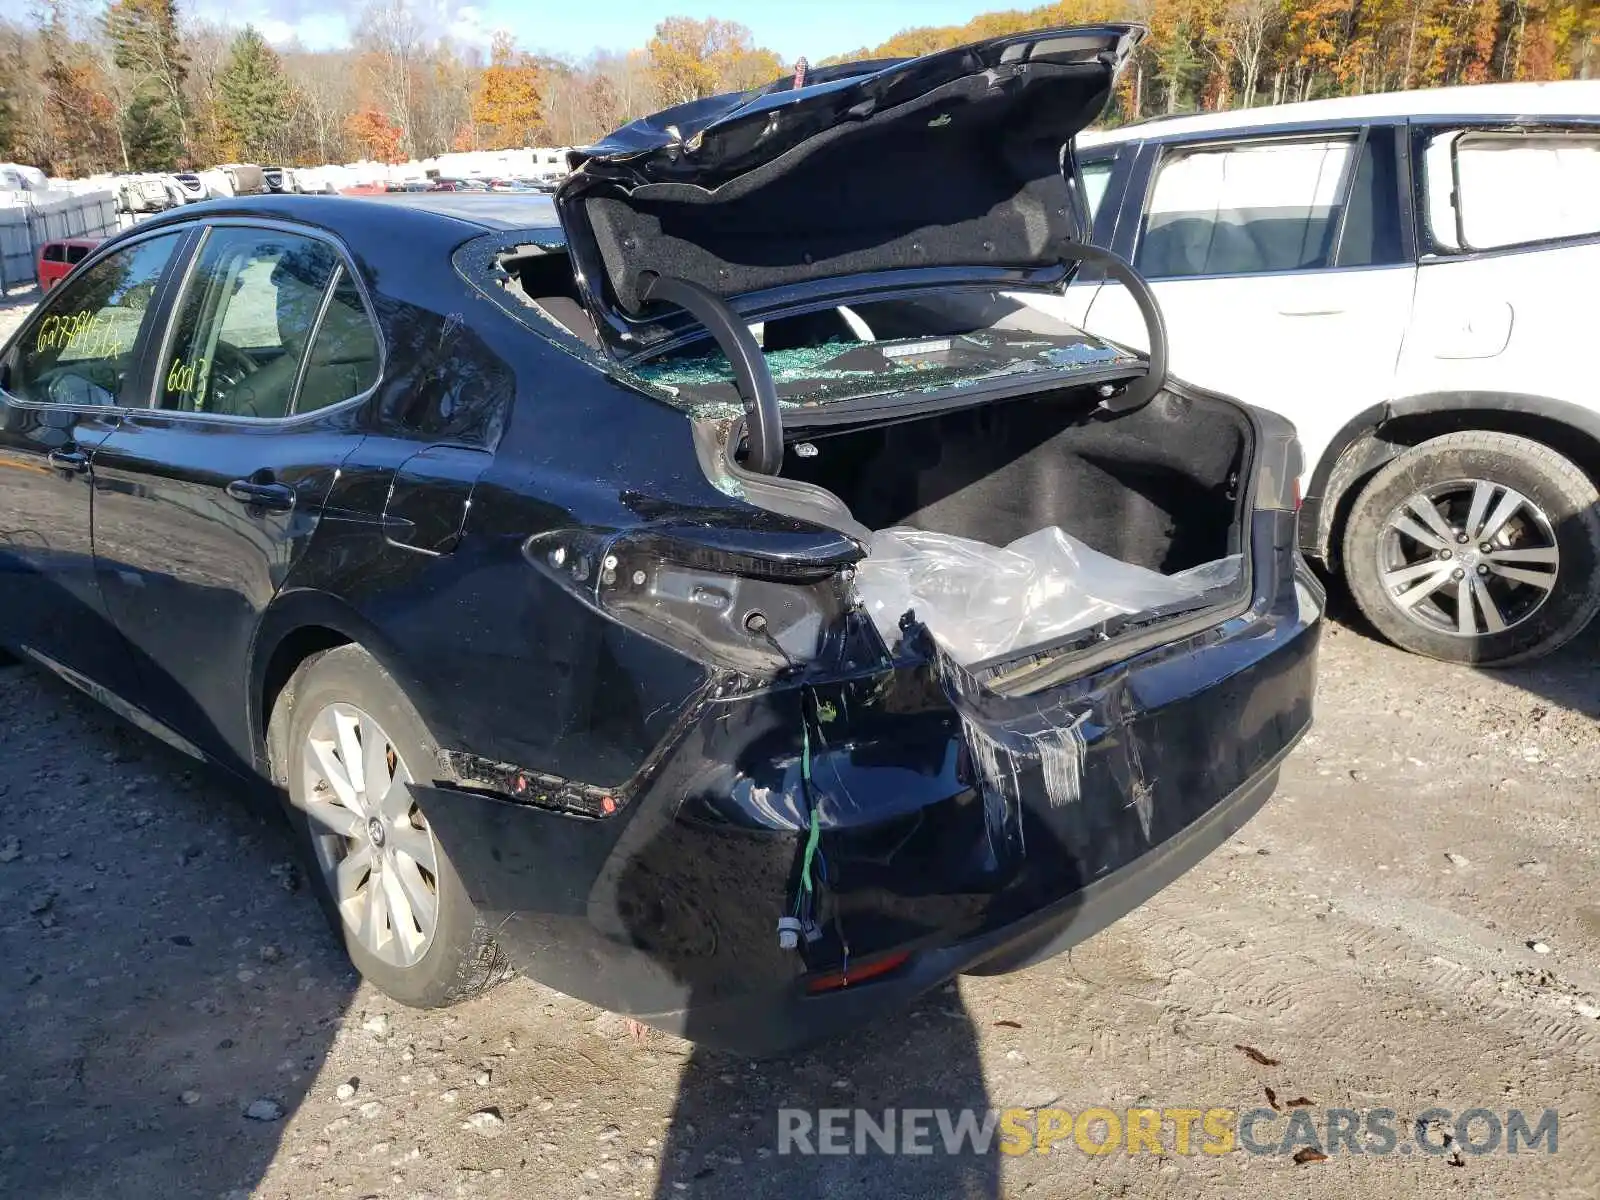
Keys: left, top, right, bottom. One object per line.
{"left": 104, "top": 0, "right": 188, "bottom": 166}
{"left": 469, "top": 32, "right": 543, "bottom": 150}
{"left": 345, "top": 109, "right": 404, "bottom": 163}
{"left": 646, "top": 16, "right": 784, "bottom": 104}
{"left": 829, "top": 0, "right": 1595, "bottom": 116}
{"left": 0, "top": 0, "right": 1594, "bottom": 180}
{"left": 37, "top": 2, "right": 121, "bottom": 175}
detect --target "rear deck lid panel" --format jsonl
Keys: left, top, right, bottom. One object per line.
{"left": 558, "top": 24, "right": 1142, "bottom": 357}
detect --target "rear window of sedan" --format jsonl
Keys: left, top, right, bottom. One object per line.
{"left": 477, "top": 237, "right": 1138, "bottom": 416}
{"left": 632, "top": 295, "right": 1137, "bottom": 414}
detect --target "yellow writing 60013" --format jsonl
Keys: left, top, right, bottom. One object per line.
{"left": 166, "top": 356, "right": 198, "bottom": 395}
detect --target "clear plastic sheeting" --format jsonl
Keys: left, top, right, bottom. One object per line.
{"left": 854, "top": 526, "right": 1241, "bottom": 666}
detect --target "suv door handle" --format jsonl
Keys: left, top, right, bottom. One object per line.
{"left": 47, "top": 448, "right": 89, "bottom": 474}
{"left": 225, "top": 478, "right": 296, "bottom": 511}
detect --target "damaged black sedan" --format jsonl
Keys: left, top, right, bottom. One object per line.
{"left": 0, "top": 25, "right": 1321, "bottom": 1053}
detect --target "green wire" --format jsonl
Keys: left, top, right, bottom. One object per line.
{"left": 799, "top": 714, "right": 821, "bottom": 895}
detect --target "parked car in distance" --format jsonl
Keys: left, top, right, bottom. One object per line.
{"left": 1065, "top": 81, "right": 1600, "bottom": 665}
{"left": 0, "top": 25, "right": 1321, "bottom": 1054}
{"left": 35, "top": 236, "right": 102, "bottom": 291}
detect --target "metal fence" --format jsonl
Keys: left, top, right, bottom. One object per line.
{"left": 0, "top": 190, "right": 119, "bottom": 294}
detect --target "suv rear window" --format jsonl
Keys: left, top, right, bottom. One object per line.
{"left": 1424, "top": 129, "right": 1600, "bottom": 251}
{"left": 1079, "top": 160, "right": 1114, "bottom": 223}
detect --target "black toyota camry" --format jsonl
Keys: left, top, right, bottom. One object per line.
{"left": 0, "top": 25, "right": 1321, "bottom": 1054}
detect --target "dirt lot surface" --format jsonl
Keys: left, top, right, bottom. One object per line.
{"left": 1, "top": 291, "right": 1597, "bottom": 1198}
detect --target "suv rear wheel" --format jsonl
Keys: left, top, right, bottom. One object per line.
{"left": 1342, "top": 431, "right": 1600, "bottom": 665}
{"left": 273, "top": 645, "right": 511, "bottom": 1006}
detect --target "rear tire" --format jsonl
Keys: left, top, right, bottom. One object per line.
{"left": 1341, "top": 431, "right": 1600, "bottom": 665}
{"left": 272, "top": 644, "right": 510, "bottom": 1007}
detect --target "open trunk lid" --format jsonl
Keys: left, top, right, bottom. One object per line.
{"left": 557, "top": 24, "right": 1142, "bottom": 358}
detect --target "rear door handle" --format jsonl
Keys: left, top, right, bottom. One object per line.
{"left": 226, "top": 478, "right": 296, "bottom": 511}
{"left": 47, "top": 448, "right": 89, "bottom": 474}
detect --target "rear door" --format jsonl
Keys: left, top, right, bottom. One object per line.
{"left": 1395, "top": 122, "right": 1600, "bottom": 406}
{"left": 90, "top": 221, "right": 383, "bottom": 765}
{"left": 0, "top": 229, "right": 186, "bottom": 698}
{"left": 1081, "top": 124, "right": 1417, "bottom": 475}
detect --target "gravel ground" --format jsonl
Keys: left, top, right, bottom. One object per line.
{"left": 1, "top": 293, "right": 36, "bottom": 334}
{"left": 1, "top": 291, "right": 1598, "bottom": 1198}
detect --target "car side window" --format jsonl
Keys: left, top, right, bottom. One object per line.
{"left": 1423, "top": 128, "right": 1600, "bottom": 252}
{"left": 66, "top": 244, "right": 91, "bottom": 264}
{"left": 1136, "top": 137, "right": 1356, "bottom": 279}
{"left": 41, "top": 244, "right": 64, "bottom": 263}
{"left": 4, "top": 232, "right": 181, "bottom": 407}
{"left": 158, "top": 227, "right": 339, "bottom": 419}
{"left": 295, "top": 267, "right": 382, "bottom": 413}
{"left": 1333, "top": 133, "right": 1403, "bottom": 268}
{"left": 1079, "top": 159, "right": 1114, "bottom": 224}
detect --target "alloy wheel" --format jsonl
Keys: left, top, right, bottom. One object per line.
{"left": 299, "top": 702, "right": 439, "bottom": 968}
{"left": 1376, "top": 478, "right": 1560, "bottom": 638}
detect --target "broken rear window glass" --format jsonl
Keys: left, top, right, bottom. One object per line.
{"left": 473, "top": 237, "right": 1141, "bottom": 414}
{"left": 632, "top": 292, "right": 1140, "bottom": 413}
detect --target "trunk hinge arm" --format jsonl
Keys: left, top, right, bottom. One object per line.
{"left": 1059, "top": 242, "right": 1169, "bottom": 414}
{"left": 638, "top": 272, "right": 784, "bottom": 476}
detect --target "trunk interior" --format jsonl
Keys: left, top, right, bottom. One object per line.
{"left": 782, "top": 387, "right": 1252, "bottom": 576}
{"left": 485, "top": 243, "right": 1255, "bottom": 664}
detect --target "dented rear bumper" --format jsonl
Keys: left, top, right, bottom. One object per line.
{"left": 416, "top": 511, "right": 1321, "bottom": 1056}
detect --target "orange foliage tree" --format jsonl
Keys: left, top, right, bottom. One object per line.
{"left": 471, "top": 32, "right": 543, "bottom": 149}
{"left": 646, "top": 17, "right": 785, "bottom": 104}
{"left": 345, "top": 107, "right": 404, "bottom": 162}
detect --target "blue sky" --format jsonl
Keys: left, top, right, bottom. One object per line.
{"left": 190, "top": 1, "right": 998, "bottom": 61}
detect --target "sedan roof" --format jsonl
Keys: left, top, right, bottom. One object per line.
{"left": 363, "top": 191, "right": 559, "bottom": 230}
{"left": 138, "top": 192, "right": 561, "bottom": 237}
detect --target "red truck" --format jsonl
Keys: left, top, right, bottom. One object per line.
{"left": 36, "top": 237, "right": 102, "bottom": 292}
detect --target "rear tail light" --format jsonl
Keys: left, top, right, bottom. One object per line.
{"left": 805, "top": 949, "right": 912, "bottom": 994}
{"left": 524, "top": 527, "right": 860, "bottom": 673}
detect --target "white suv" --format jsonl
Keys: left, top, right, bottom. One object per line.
{"left": 1056, "top": 80, "right": 1600, "bottom": 664}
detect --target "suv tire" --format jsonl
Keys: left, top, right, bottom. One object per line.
{"left": 1342, "top": 431, "right": 1600, "bottom": 665}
